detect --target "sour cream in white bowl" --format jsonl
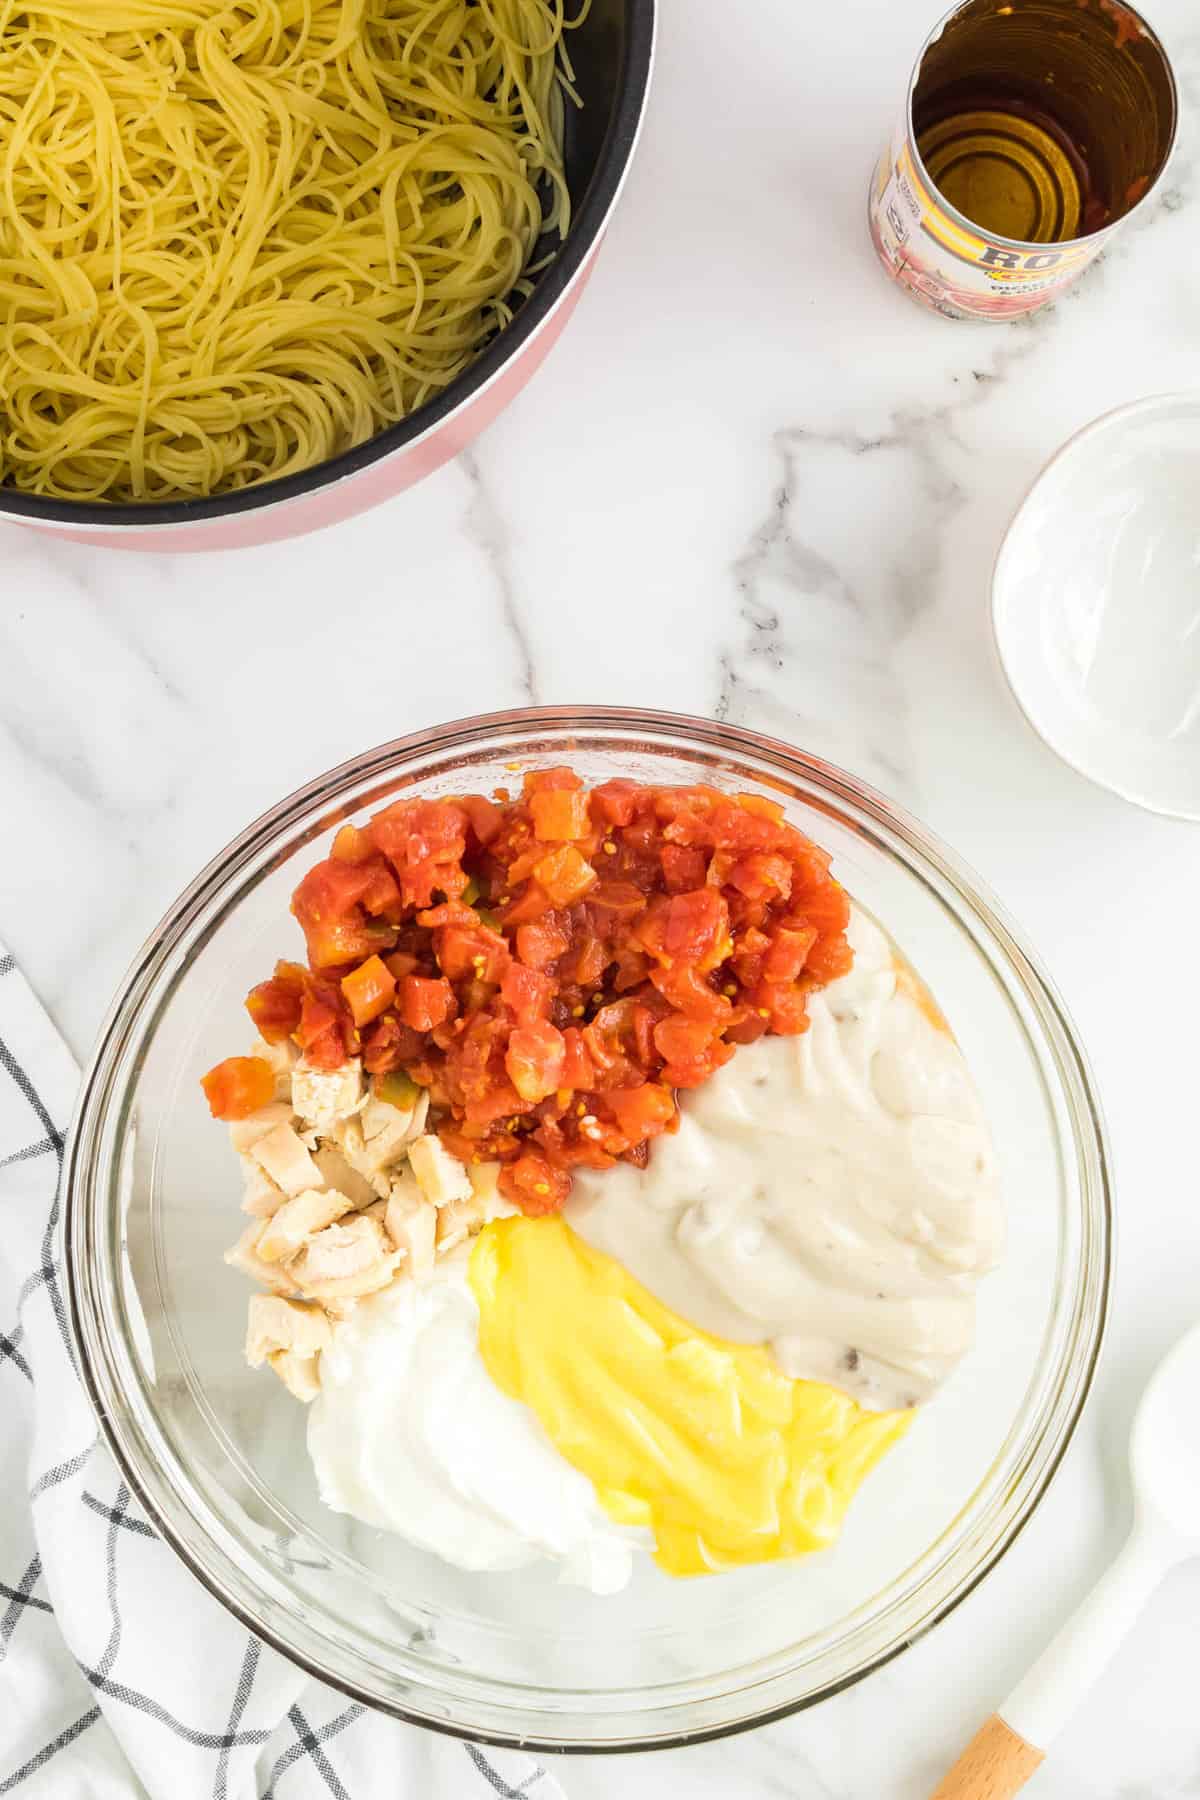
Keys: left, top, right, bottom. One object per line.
{"left": 992, "top": 392, "right": 1200, "bottom": 822}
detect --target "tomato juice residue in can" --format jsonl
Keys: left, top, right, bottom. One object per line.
{"left": 869, "top": 0, "right": 1177, "bottom": 322}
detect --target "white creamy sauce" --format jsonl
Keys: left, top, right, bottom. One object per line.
{"left": 568, "top": 908, "right": 1002, "bottom": 1411}
{"left": 307, "top": 1252, "right": 638, "bottom": 1593}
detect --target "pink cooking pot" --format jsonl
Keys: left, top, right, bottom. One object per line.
{"left": 1, "top": 0, "right": 655, "bottom": 553}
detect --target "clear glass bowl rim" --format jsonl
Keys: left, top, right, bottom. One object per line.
{"left": 64, "top": 704, "right": 1112, "bottom": 1752}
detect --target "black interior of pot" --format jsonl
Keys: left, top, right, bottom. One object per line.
{"left": 0, "top": 0, "right": 654, "bottom": 528}
{"left": 565, "top": 0, "right": 631, "bottom": 199}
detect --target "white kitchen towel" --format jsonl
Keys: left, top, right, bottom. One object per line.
{"left": 0, "top": 945, "right": 567, "bottom": 1800}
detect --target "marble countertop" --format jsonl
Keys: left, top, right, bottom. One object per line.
{"left": 3, "top": 0, "right": 1200, "bottom": 1792}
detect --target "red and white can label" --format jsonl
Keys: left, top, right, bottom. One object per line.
{"left": 868, "top": 125, "right": 1108, "bottom": 321}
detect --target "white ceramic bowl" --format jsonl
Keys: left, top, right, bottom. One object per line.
{"left": 992, "top": 393, "right": 1200, "bottom": 821}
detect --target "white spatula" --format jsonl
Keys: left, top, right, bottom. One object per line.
{"left": 930, "top": 1321, "right": 1200, "bottom": 1799}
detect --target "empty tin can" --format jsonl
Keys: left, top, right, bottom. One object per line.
{"left": 869, "top": 0, "right": 1177, "bottom": 321}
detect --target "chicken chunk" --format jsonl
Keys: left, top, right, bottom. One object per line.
{"left": 291, "top": 1057, "right": 363, "bottom": 1134}
{"left": 435, "top": 1194, "right": 489, "bottom": 1257}
{"left": 250, "top": 1122, "right": 322, "bottom": 1197}
{"left": 467, "top": 1160, "right": 514, "bottom": 1223}
{"left": 408, "top": 1134, "right": 472, "bottom": 1208}
{"left": 324, "top": 1297, "right": 360, "bottom": 1321}
{"left": 245, "top": 1294, "right": 332, "bottom": 1367}
{"left": 268, "top": 1349, "right": 322, "bottom": 1403}
{"left": 311, "top": 1143, "right": 376, "bottom": 1212}
{"left": 328, "top": 1089, "right": 429, "bottom": 1196}
{"left": 238, "top": 1154, "right": 286, "bottom": 1219}
{"left": 250, "top": 1036, "right": 298, "bottom": 1102}
{"left": 358, "top": 1094, "right": 419, "bottom": 1173}
{"left": 363, "top": 1084, "right": 428, "bottom": 1142}
{"left": 324, "top": 1116, "right": 386, "bottom": 1198}
{"left": 384, "top": 1171, "right": 437, "bottom": 1280}
{"left": 227, "top": 1101, "right": 293, "bottom": 1154}
{"left": 286, "top": 1214, "right": 403, "bottom": 1302}
{"left": 224, "top": 1221, "right": 297, "bottom": 1295}
{"left": 257, "top": 1187, "right": 354, "bottom": 1263}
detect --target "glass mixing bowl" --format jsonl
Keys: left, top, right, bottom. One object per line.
{"left": 65, "top": 707, "right": 1111, "bottom": 1750}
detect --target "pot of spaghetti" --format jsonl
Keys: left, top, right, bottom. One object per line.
{"left": 0, "top": 0, "right": 655, "bottom": 551}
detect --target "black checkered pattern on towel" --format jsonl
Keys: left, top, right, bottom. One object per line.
{"left": 0, "top": 950, "right": 562, "bottom": 1800}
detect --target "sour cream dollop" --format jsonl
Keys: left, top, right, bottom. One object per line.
{"left": 307, "top": 1255, "right": 637, "bottom": 1592}
{"left": 568, "top": 908, "right": 1002, "bottom": 1411}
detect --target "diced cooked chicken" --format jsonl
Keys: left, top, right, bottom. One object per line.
{"left": 238, "top": 1154, "right": 286, "bottom": 1219}
{"left": 363, "top": 1084, "right": 429, "bottom": 1141}
{"left": 257, "top": 1187, "right": 354, "bottom": 1263}
{"left": 291, "top": 1057, "right": 363, "bottom": 1134}
{"left": 358, "top": 1094, "right": 418, "bottom": 1172}
{"left": 250, "top": 1036, "right": 298, "bottom": 1101}
{"left": 407, "top": 1086, "right": 431, "bottom": 1140}
{"left": 224, "top": 1221, "right": 298, "bottom": 1295}
{"left": 435, "top": 1194, "right": 489, "bottom": 1256}
{"left": 286, "top": 1214, "right": 403, "bottom": 1302}
{"left": 245, "top": 1294, "right": 332, "bottom": 1367}
{"left": 251, "top": 1122, "right": 322, "bottom": 1197}
{"left": 328, "top": 1088, "right": 430, "bottom": 1195}
{"left": 311, "top": 1143, "right": 376, "bottom": 1211}
{"left": 384, "top": 1171, "right": 437, "bottom": 1280}
{"left": 408, "top": 1134, "right": 472, "bottom": 1207}
{"left": 324, "top": 1116, "right": 390, "bottom": 1201}
{"left": 227, "top": 1101, "right": 293, "bottom": 1154}
{"left": 467, "top": 1160, "right": 514, "bottom": 1223}
{"left": 268, "top": 1349, "right": 322, "bottom": 1403}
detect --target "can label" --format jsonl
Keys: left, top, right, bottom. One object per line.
{"left": 868, "top": 124, "right": 1106, "bottom": 321}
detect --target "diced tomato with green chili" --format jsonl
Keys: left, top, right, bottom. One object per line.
{"left": 245, "top": 961, "right": 305, "bottom": 1043}
{"left": 435, "top": 922, "right": 509, "bottom": 984}
{"left": 748, "top": 981, "right": 812, "bottom": 1035}
{"left": 649, "top": 961, "right": 731, "bottom": 1022}
{"left": 568, "top": 933, "right": 610, "bottom": 987}
{"left": 500, "top": 1150, "right": 572, "bottom": 1215}
{"left": 523, "top": 766, "right": 583, "bottom": 795}
{"left": 330, "top": 822, "right": 375, "bottom": 864}
{"left": 505, "top": 1021, "right": 567, "bottom": 1103}
{"left": 361, "top": 1013, "right": 423, "bottom": 1074}
{"left": 530, "top": 787, "right": 591, "bottom": 842}
{"left": 730, "top": 852, "right": 793, "bottom": 903}
{"left": 805, "top": 939, "right": 854, "bottom": 984}
{"left": 371, "top": 798, "right": 470, "bottom": 910}
{"left": 763, "top": 926, "right": 818, "bottom": 984}
{"left": 589, "top": 779, "right": 641, "bottom": 827}
{"left": 663, "top": 888, "right": 730, "bottom": 971}
{"left": 515, "top": 912, "right": 570, "bottom": 969}
{"left": 201, "top": 1056, "right": 275, "bottom": 1121}
{"left": 399, "top": 974, "right": 456, "bottom": 1032}
{"left": 460, "top": 794, "right": 503, "bottom": 847}
{"left": 532, "top": 846, "right": 596, "bottom": 907}
{"left": 559, "top": 1026, "right": 595, "bottom": 1091}
{"left": 660, "top": 844, "right": 707, "bottom": 892}
{"left": 384, "top": 950, "right": 420, "bottom": 981}
{"left": 341, "top": 954, "right": 396, "bottom": 1028}
{"left": 500, "top": 962, "right": 552, "bottom": 1024}
{"left": 291, "top": 859, "right": 397, "bottom": 969}
{"left": 224, "top": 772, "right": 855, "bottom": 1215}
{"left": 295, "top": 982, "right": 356, "bottom": 1070}
{"left": 606, "top": 1082, "right": 676, "bottom": 1141}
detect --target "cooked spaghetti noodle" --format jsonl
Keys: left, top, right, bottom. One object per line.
{"left": 0, "top": 0, "right": 581, "bottom": 502}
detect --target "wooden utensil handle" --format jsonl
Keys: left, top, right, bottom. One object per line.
{"left": 929, "top": 1714, "right": 1044, "bottom": 1800}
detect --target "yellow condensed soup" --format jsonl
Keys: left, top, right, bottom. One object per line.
{"left": 470, "top": 1217, "right": 912, "bottom": 1577}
